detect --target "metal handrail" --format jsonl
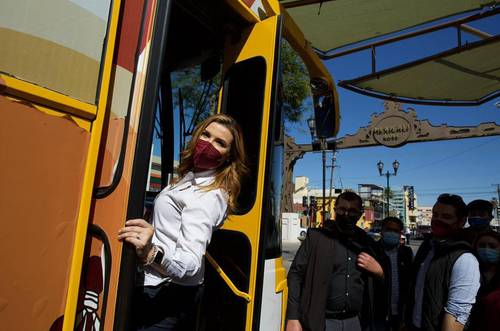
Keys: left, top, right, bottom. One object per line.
{"left": 205, "top": 253, "right": 252, "bottom": 302}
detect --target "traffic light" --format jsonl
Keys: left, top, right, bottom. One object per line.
{"left": 302, "top": 196, "right": 308, "bottom": 207}
{"left": 310, "top": 196, "right": 317, "bottom": 209}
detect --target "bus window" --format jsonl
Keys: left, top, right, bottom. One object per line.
{"left": 265, "top": 67, "right": 284, "bottom": 259}
{"left": 0, "top": 0, "right": 112, "bottom": 103}
{"left": 221, "top": 56, "right": 266, "bottom": 214}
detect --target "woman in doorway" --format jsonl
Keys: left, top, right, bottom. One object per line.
{"left": 118, "top": 114, "right": 248, "bottom": 331}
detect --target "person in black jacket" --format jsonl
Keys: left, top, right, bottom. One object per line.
{"left": 286, "top": 191, "right": 385, "bottom": 331}
{"left": 375, "top": 217, "right": 413, "bottom": 331}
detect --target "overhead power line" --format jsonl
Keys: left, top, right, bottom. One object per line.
{"left": 400, "top": 137, "right": 499, "bottom": 175}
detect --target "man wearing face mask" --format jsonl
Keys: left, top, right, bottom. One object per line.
{"left": 458, "top": 199, "right": 494, "bottom": 245}
{"left": 374, "top": 217, "right": 413, "bottom": 331}
{"left": 286, "top": 192, "right": 385, "bottom": 331}
{"left": 405, "top": 194, "right": 480, "bottom": 331}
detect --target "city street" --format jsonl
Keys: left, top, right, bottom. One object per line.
{"left": 282, "top": 237, "right": 423, "bottom": 273}
{"left": 283, "top": 240, "right": 302, "bottom": 272}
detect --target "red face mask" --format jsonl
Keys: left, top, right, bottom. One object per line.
{"left": 431, "top": 219, "right": 457, "bottom": 239}
{"left": 193, "top": 139, "right": 223, "bottom": 170}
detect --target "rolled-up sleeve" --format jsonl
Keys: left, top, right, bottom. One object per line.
{"left": 160, "top": 189, "right": 227, "bottom": 279}
{"left": 444, "top": 252, "right": 480, "bottom": 325}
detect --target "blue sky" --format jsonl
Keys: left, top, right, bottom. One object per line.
{"left": 290, "top": 10, "right": 500, "bottom": 206}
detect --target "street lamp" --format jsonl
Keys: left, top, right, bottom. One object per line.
{"left": 377, "top": 160, "right": 399, "bottom": 217}
{"left": 307, "top": 117, "right": 327, "bottom": 225}
{"left": 307, "top": 118, "right": 316, "bottom": 140}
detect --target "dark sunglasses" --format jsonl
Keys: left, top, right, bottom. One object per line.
{"left": 335, "top": 207, "right": 362, "bottom": 217}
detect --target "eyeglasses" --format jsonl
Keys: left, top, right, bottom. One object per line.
{"left": 335, "top": 207, "right": 362, "bottom": 217}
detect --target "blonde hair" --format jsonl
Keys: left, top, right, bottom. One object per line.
{"left": 177, "top": 114, "right": 248, "bottom": 213}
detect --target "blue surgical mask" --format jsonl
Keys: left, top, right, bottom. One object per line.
{"left": 477, "top": 248, "right": 500, "bottom": 264}
{"left": 382, "top": 231, "right": 400, "bottom": 247}
{"left": 468, "top": 217, "right": 490, "bottom": 228}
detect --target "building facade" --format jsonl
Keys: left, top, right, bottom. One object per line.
{"left": 417, "top": 206, "right": 432, "bottom": 226}
{"left": 358, "top": 184, "right": 385, "bottom": 226}
{"left": 391, "top": 186, "right": 418, "bottom": 229}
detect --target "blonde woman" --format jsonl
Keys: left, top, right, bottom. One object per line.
{"left": 118, "top": 114, "right": 248, "bottom": 330}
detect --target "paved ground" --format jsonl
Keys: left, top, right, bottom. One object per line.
{"left": 283, "top": 240, "right": 302, "bottom": 272}
{"left": 407, "top": 238, "right": 423, "bottom": 255}
{"left": 282, "top": 237, "right": 423, "bottom": 273}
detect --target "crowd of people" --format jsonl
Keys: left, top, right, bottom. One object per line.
{"left": 286, "top": 192, "right": 500, "bottom": 331}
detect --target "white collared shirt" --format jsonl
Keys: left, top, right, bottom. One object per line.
{"left": 143, "top": 170, "right": 228, "bottom": 286}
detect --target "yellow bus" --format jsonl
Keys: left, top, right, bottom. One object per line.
{"left": 0, "top": 1, "right": 338, "bottom": 330}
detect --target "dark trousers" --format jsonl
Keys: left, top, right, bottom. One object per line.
{"left": 373, "top": 314, "right": 401, "bottom": 331}
{"left": 325, "top": 316, "right": 362, "bottom": 331}
{"left": 134, "top": 283, "right": 203, "bottom": 331}
{"left": 388, "top": 314, "right": 402, "bottom": 331}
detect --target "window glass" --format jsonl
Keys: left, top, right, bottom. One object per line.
{"left": 221, "top": 57, "right": 266, "bottom": 214}
{"left": 0, "top": 0, "right": 111, "bottom": 103}
{"left": 265, "top": 105, "right": 284, "bottom": 258}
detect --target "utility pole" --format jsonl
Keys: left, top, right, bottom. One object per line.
{"left": 322, "top": 139, "right": 326, "bottom": 223}
{"left": 494, "top": 184, "right": 500, "bottom": 221}
{"left": 327, "top": 151, "right": 338, "bottom": 217}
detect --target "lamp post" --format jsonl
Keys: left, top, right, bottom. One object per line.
{"left": 377, "top": 160, "right": 399, "bottom": 217}
{"left": 307, "top": 118, "right": 327, "bottom": 225}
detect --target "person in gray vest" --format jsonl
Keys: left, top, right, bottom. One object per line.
{"left": 405, "top": 194, "right": 480, "bottom": 331}
{"left": 286, "top": 191, "right": 385, "bottom": 331}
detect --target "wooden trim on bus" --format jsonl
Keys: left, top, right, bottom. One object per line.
{"left": 0, "top": 74, "right": 97, "bottom": 120}
{"left": 62, "top": 1, "right": 123, "bottom": 330}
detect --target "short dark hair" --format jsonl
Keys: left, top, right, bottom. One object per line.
{"left": 475, "top": 230, "right": 500, "bottom": 247}
{"left": 436, "top": 193, "right": 467, "bottom": 219}
{"left": 467, "top": 199, "right": 493, "bottom": 217}
{"left": 382, "top": 217, "right": 404, "bottom": 231}
{"left": 336, "top": 191, "right": 363, "bottom": 210}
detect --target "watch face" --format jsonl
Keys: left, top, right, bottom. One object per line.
{"left": 153, "top": 248, "right": 164, "bottom": 265}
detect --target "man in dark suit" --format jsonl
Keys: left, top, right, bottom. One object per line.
{"left": 286, "top": 191, "right": 385, "bottom": 331}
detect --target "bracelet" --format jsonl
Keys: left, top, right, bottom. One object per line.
{"left": 143, "top": 245, "right": 158, "bottom": 266}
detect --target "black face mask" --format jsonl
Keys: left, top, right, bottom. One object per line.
{"left": 336, "top": 214, "right": 358, "bottom": 235}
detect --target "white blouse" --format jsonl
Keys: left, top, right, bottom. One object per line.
{"left": 143, "top": 169, "right": 228, "bottom": 286}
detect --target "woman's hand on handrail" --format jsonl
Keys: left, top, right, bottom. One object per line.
{"left": 118, "top": 219, "right": 155, "bottom": 263}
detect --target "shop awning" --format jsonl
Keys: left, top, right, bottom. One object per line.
{"left": 338, "top": 36, "right": 500, "bottom": 105}
{"left": 281, "top": 0, "right": 500, "bottom": 105}
{"left": 281, "top": 0, "right": 499, "bottom": 54}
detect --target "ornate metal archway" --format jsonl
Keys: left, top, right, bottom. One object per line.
{"left": 283, "top": 101, "right": 500, "bottom": 211}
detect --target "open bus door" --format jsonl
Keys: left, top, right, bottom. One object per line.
{"left": 200, "top": 3, "right": 339, "bottom": 330}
